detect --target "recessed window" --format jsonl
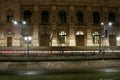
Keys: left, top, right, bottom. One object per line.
{"left": 93, "top": 12, "right": 100, "bottom": 25}
{"left": 41, "top": 10, "right": 49, "bottom": 24}
{"left": 109, "top": 12, "right": 116, "bottom": 25}
{"left": 23, "top": 10, "right": 32, "bottom": 23}
{"left": 7, "top": 15, "right": 13, "bottom": 22}
{"left": 76, "top": 11, "right": 83, "bottom": 25}
{"left": 59, "top": 11, "right": 67, "bottom": 24}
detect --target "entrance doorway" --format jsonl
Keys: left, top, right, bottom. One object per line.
{"left": 7, "top": 37, "right": 12, "bottom": 47}
{"left": 76, "top": 31, "right": 84, "bottom": 46}
{"left": 40, "top": 33, "right": 50, "bottom": 46}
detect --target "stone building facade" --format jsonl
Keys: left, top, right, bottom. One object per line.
{"left": 0, "top": 0, "right": 120, "bottom": 47}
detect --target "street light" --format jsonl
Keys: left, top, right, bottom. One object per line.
{"left": 100, "top": 22, "right": 113, "bottom": 53}
{"left": 101, "top": 22, "right": 112, "bottom": 38}
{"left": 24, "top": 35, "right": 32, "bottom": 56}
{"left": 12, "top": 20, "right": 26, "bottom": 46}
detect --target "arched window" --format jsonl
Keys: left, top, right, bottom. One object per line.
{"left": 6, "top": 9, "right": 14, "bottom": 22}
{"left": 41, "top": 10, "right": 49, "bottom": 24}
{"left": 23, "top": 10, "right": 32, "bottom": 23}
{"left": 92, "top": 31, "right": 100, "bottom": 44}
{"left": 59, "top": 11, "right": 67, "bottom": 24}
{"left": 93, "top": 12, "right": 100, "bottom": 25}
{"left": 109, "top": 12, "right": 116, "bottom": 23}
{"left": 58, "top": 31, "right": 66, "bottom": 44}
{"left": 76, "top": 11, "right": 83, "bottom": 25}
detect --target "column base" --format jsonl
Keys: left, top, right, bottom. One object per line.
{"left": 69, "top": 39, "right": 76, "bottom": 46}
{"left": 102, "top": 38, "right": 109, "bottom": 46}
{"left": 32, "top": 39, "right": 39, "bottom": 46}
{"left": 13, "top": 39, "right": 20, "bottom": 46}
{"left": 52, "top": 38, "right": 58, "bottom": 46}
{"left": 86, "top": 40, "right": 93, "bottom": 46}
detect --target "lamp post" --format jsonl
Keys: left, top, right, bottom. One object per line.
{"left": 100, "top": 22, "right": 113, "bottom": 53}
{"left": 24, "top": 34, "right": 32, "bottom": 56}
{"left": 12, "top": 20, "right": 26, "bottom": 47}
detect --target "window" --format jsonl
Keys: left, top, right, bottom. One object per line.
{"left": 76, "top": 11, "right": 83, "bottom": 25}
{"left": 58, "top": 31, "right": 66, "bottom": 44}
{"left": 59, "top": 11, "right": 67, "bottom": 24}
{"left": 93, "top": 12, "right": 100, "bottom": 25}
{"left": 23, "top": 10, "right": 32, "bottom": 23}
{"left": 6, "top": 9, "right": 14, "bottom": 22}
{"left": 109, "top": 12, "right": 116, "bottom": 25}
{"left": 41, "top": 10, "right": 49, "bottom": 24}
{"left": 92, "top": 31, "right": 100, "bottom": 44}
{"left": 7, "top": 15, "right": 13, "bottom": 22}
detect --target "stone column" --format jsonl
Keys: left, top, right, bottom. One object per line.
{"left": 13, "top": 27, "right": 21, "bottom": 46}
{"left": 51, "top": 5, "right": 58, "bottom": 46}
{"left": 86, "top": 7, "right": 93, "bottom": 46}
{"left": 69, "top": 6, "right": 76, "bottom": 46}
{"left": 86, "top": 6, "right": 92, "bottom": 25}
{"left": 32, "top": 5, "right": 39, "bottom": 46}
{"left": 12, "top": 4, "right": 21, "bottom": 46}
{"left": 86, "top": 28, "right": 93, "bottom": 46}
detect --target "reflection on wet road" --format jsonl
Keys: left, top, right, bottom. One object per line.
{"left": 0, "top": 68, "right": 120, "bottom": 80}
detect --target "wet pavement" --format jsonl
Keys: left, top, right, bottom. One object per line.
{"left": 0, "top": 68, "right": 120, "bottom": 80}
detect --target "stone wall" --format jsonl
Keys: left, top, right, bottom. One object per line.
{"left": 0, "top": 60, "right": 120, "bottom": 71}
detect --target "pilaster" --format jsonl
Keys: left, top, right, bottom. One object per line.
{"left": 86, "top": 28, "right": 93, "bottom": 46}
{"left": 51, "top": 5, "right": 58, "bottom": 46}
{"left": 32, "top": 5, "right": 39, "bottom": 46}
{"left": 13, "top": 26, "right": 21, "bottom": 46}
{"left": 69, "top": 6, "right": 76, "bottom": 46}
{"left": 102, "top": 7, "right": 108, "bottom": 23}
{"left": 86, "top": 6, "right": 92, "bottom": 25}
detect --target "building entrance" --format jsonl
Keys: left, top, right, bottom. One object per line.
{"left": 7, "top": 37, "right": 12, "bottom": 47}
{"left": 76, "top": 31, "right": 84, "bottom": 46}
{"left": 40, "top": 33, "right": 50, "bottom": 46}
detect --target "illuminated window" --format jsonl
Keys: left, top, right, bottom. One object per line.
{"left": 41, "top": 10, "right": 49, "bottom": 24}
{"left": 92, "top": 31, "right": 100, "bottom": 44}
{"left": 58, "top": 31, "right": 66, "bottom": 44}
{"left": 59, "top": 11, "right": 67, "bottom": 24}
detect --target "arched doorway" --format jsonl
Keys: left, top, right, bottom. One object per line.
{"left": 40, "top": 32, "right": 50, "bottom": 46}
{"left": 76, "top": 31, "right": 84, "bottom": 46}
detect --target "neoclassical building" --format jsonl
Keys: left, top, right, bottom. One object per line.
{"left": 0, "top": 0, "right": 120, "bottom": 47}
